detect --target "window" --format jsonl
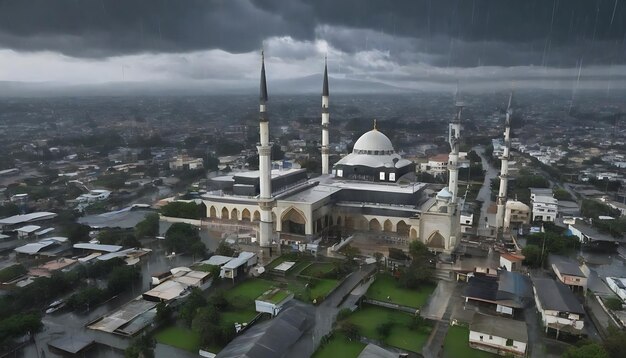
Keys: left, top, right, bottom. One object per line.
{"left": 506, "top": 339, "right": 514, "bottom": 346}
{"left": 489, "top": 335, "right": 493, "bottom": 340}
{"left": 389, "top": 173, "right": 396, "bottom": 181}
{"left": 479, "top": 335, "right": 483, "bottom": 341}
{"left": 337, "top": 169, "right": 343, "bottom": 177}
{"left": 379, "top": 172, "right": 386, "bottom": 180}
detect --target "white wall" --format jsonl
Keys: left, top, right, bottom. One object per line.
{"left": 469, "top": 330, "right": 526, "bottom": 355}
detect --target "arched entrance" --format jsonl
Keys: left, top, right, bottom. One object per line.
{"left": 383, "top": 219, "right": 393, "bottom": 232}
{"left": 369, "top": 219, "right": 382, "bottom": 232}
{"left": 281, "top": 207, "right": 306, "bottom": 235}
{"left": 345, "top": 216, "right": 354, "bottom": 229}
{"left": 397, "top": 221, "right": 410, "bottom": 237}
{"left": 242, "top": 208, "right": 251, "bottom": 221}
{"left": 426, "top": 231, "right": 446, "bottom": 249}
{"left": 221, "top": 207, "right": 229, "bottom": 219}
{"left": 209, "top": 206, "right": 217, "bottom": 218}
{"left": 410, "top": 228, "right": 418, "bottom": 239}
{"left": 253, "top": 210, "right": 260, "bottom": 222}
{"left": 231, "top": 208, "right": 239, "bottom": 221}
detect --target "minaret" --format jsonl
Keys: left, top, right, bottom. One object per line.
{"left": 321, "top": 57, "right": 330, "bottom": 175}
{"left": 257, "top": 52, "right": 273, "bottom": 247}
{"left": 496, "top": 93, "right": 513, "bottom": 231}
{"left": 448, "top": 96, "right": 463, "bottom": 202}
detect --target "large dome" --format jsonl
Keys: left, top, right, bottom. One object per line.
{"left": 353, "top": 129, "right": 395, "bottom": 154}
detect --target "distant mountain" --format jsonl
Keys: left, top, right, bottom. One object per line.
{"left": 0, "top": 75, "right": 410, "bottom": 97}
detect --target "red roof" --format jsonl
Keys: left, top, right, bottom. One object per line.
{"left": 429, "top": 153, "right": 449, "bottom": 162}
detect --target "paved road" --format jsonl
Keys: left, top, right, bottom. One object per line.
{"left": 422, "top": 282, "right": 464, "bottom": 358}
{"left": 286, "top": 264, "right": 376, "bottom": 357}
{"left": 474, "top": 145, "right": 499, "bottom": 228}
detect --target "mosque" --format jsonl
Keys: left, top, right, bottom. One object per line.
{"left": 201, "top": 54, "right": 462, "bottom": 254}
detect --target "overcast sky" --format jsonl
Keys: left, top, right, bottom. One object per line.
{"left": 0, "top": 0, "right": 625, "bottom": 92}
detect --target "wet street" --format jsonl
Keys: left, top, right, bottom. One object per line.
{"left": 474, "top": 145, "right": 499, "bottom": 228}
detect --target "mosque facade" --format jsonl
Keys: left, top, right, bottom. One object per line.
{"left": 201, "top": 55, "right": 462, "bottom": 254}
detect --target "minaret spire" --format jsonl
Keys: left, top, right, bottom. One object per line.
{"left": 496, "top": 92, "right": 513, "bottom": 232}
{"left": 448, "top": 90, "right": 463, "bottom": 202}
{"left": 321, "top": 56, "right": 330, "bottom": 175}
{"left": 257, "top": 51, "right": 273, "bottom": 247}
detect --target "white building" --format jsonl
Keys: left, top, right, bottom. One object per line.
{"left": 500, "top": 252, "right": 524, "bottom": 272}
{"left": 169, "top": 155, "right": 204, "bottom": 171}
{"left": 76, "top": 189, "right": 111, "bottom": 203}
{"left": 469, "top": 314, "right": 528, "bottom": 357}
{"left": 533, "top": 278, "right": 585, "bottom": 338}
{"left": 606, "top": 277, "right": 626, "bottom": 302}
{"left": 255, "top": 288, "right": 294, "bottom": 316}
{"left": 220, "top": 251, "right": 258, "bottom": 280}
{"left": 530, "top": 188, "right": 558, "bottom": 222}
{"left": 504, "top": 200, "right": 531, "bottom": 229}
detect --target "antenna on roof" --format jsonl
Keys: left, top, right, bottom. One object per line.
{"left": 373, "top": 119, "right": 377, "bottom": 130}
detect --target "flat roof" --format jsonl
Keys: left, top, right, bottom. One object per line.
{"left": 0, "top": 212, "right": 57, "bottom": 225}
{"left": 17, "top": 225, "right": 41, "bottom": 233}
{"left": 202, "top": 255, "right": 234, "bottom": 266}
{"left": 143, "top": 280, "right": 187, "bottom": 301}
{"left": 223, "top": 251, "right": 256, "bottom": 270}
{"left": 74, "top": 243, "right": 123, "bottom": 253}
{"left": 553, "top": 261, "right": 585, "bottom": 277}
{"left": 48, "top": 336, "right": 94, "bottom": 354}
{"left": 88, "top": 298, "right": 156, "bottom": 333}
{"left": 274, "top": 261, "right": 296, "bottom": 272}
{"left": 470, "top": 314, "right": 528, "bottom": 342}
{"left": 35, "top": 227, "right": 55, "bottom": 236}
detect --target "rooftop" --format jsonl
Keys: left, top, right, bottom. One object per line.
{"left": 470, "top": 313, "right": 528, "bottom": 343}
{"left": 257, "top": 288, "right": 292, "bottom": 304}
{"left": 533, "top": 278, "right": 585, "bottom": 314}
{"left": 0, "top": 212, "right": 57, "bottom": 226}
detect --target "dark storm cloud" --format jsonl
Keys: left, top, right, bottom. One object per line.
{"left": 0, "top": 0, "right": 624, "bottom": 66}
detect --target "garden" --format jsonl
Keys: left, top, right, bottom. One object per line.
{"left": 443, "top": 325, "right": 496, "bottom": 358}
{"left": 366, "top": 273, "right": 436, "bottom": 309}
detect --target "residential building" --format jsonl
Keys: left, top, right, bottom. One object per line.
{"left": 500, "top": 252, "right": 524, "bottom": 272}
{"left": 551, "top": 260, "right": 587, "bottom": 292}
{"left": 533, "top": 278, "right": 585, "bottom": 339}
{"left": 169, "top": 155, "right": 204, "bottom": 170}
{"left": 530, "top": 189, "right": 558, "bottom": 222}
{"left": 504, "top": 200, "right": 531, "bottom": 229}
{"left": 469, "top": 314, "right": 528, "bottom": 357}
{"left": 255, "top": 288, "right": 294, "bottom": 316}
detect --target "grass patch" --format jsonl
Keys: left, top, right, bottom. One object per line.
{"left": 287, "top": 261, "right": 310, "bottom": 276}
{"left": 155, "top": 326, "right": 201, "bottom": 352}
{"left": 443, "top": 326, "right": 496, "bottom": 358}
{"left": 300, "top": 262, "right": 336, "bottom": 277}
{"left": 346, "top": 305, "right": 431, "bottom": 353}
{"left": 313, "top": 333, "right": 366, "bottom": 358}
{"left": 224, "top": 279, "right": 275, "bottom": 302}
{"left": 221, "top": 310, "right": 258, "bottom": 328}
{"left": 366, "top": 274, "right": 435, "bottom": 309}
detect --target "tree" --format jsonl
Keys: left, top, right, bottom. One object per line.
{"left": 107, "top": 266, "right": 140, "bottom": 295}
{"left": 180, "top": 288, "right": 206, "bottom": 326}
{"left": 375, "top": 321, "right": 393, "bottom": 340}
{"left": 215, "top": 241, "right": 235, "bottom": 257}
{"left": 125, "top": 334, "right": 155, "bottom": 358}
{"left": 155, "top": 302, "right": 173, "bottom": 324}
{"left": 161, "top": 201, "right": 203, "bottom": 219}
{"left": 340, "top": 244, "right": 360, "bottom": 261}
{"left": 522, "top": 245, "right": 543, "bottom": 268}
{"left": 581, "top": 199, "right": 620, "bottom": 219}
{"left": 553, "top": 187, "right": 573, "bottom": 201}
{"left": 164, "top": 223, "right": 206, "bottom": 255}
{"left": 135, "top": 213, "right": 160, "bottom": 238}
{"left": 65, "top": 223, "right": 91, "bottom": 244}
{"left": 604, "top": 326, "right": 626, "bottom": 358}
{"left": 563, "top": 342, "right": 608, "bottom": 358}
{"left": 338, "top": 322, "right": 360, "bottom": 341}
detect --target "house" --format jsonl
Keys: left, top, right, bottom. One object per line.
{"left": 220, "top": 251, "right": 257, "bottom": 280}
{"left": 531, "top": 195, "right": 558, "bottom": 222}
{"left": 169, "top": 155, "right": 204, "bottom": 171}
{"left": 469, "top": 314, "right": 528, "bottom": 357}
{"left": 504, "top": 200, "right": 531, "bottom": 229}
{"left": 16, "top": 225, "right": 41, "bottom": 239}
{"left": 464, "top": 271, "right": 533, "bottom": 316}
{"left": 533, "top": 278, "right": 585, "bottom": 339}
{"left": 500, "top": 252, "right": 524, "bottom": 272}
{"left": 420, "top": 153, "right": 449, "bottom": 177}
{"left": 357, "top": 343, "right": 399, "bottom": 358}
{"left": 567, "top": 221, "right": 620, "bottom": 249}
{"left": 551, "top": 260, "right": 587, "bottom": 292}
{"left": 255, "top": 288, "right": 294, "bottom": 316}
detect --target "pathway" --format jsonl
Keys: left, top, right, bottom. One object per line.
{"left": 421, "top": 282, "right": 464, "bottom": 358}
{"left": 286, "top": 264, "right": 376, "bottom": 357}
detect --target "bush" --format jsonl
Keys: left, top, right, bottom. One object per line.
{"left": 0, "top": 264, "right": 27, "bottom": 283}
{"left": 135, "top": 213, "right": 160, "bottom": 238}
{"left": 375, "top": 321, "right": 393, "bottom": 339}
{"left": 336, "top": 308, "right": 353, "bottom": 321}
{"left": 164, "top": 223, "right": 206, "bottom": 255}
{"left": 604, "top": 297, "right": 623, "bottom": 311}
{"left": 161, "top": 201, "right": 203, "bottom": 219}
{"left": 107, "top": 266, "right": 140, "bottom": 295}
{"left": 66, "top": 287, "right": 108, "bottom": 310}
{"left": 338, "top": 322, "right": 360, "bottom": 341}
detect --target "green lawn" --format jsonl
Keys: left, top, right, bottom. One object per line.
{"left": 299, "top": 262, "right": 336, "bottom": 277}
{"left": 443, "top": 326, "right": 496, "bottom": 358}
{"left": 155, "top": 326, "right": 201, "bottom": 352}
{"left": 313, "top": 333, "right": 366, "bottom": 358}
{"left": 221, "top": 310, "right": 258, "bottom": 327}
{"left": 366, "top": 274, "right": 436, "bottom": 309}
{"left": 346, "top": 305, "right": 431, "bottom": 353}
{"left": 288, "top": 261, "right": 311, "bottom": 276}
{"left": 224, "top": 279, "right": 275, "bottom": 302}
